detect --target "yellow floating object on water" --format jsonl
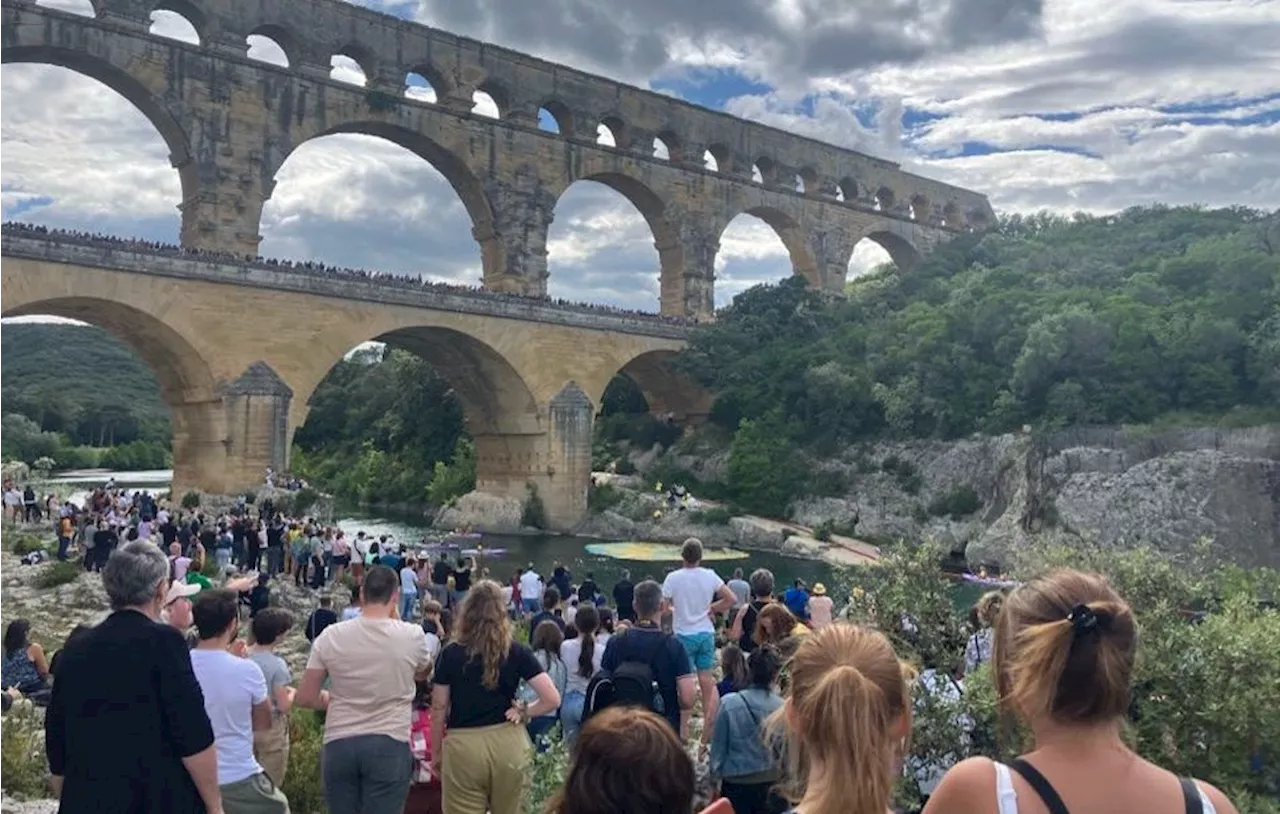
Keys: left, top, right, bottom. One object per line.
{"left": 585, "top": 542, "right": 751, "bottom": 562}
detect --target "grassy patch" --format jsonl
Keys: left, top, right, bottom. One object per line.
{"left": 8, "top": 533, "right": 49, "bottom": 555}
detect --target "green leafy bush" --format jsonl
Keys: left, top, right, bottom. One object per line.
{"left": 927, "top": 484, "right": 982, "bottom": 519}
{"left": 35, "top": 560, "right": 83, "bottom": 589}
{"left": 181, "top": 490, "right": 201, "bottom": 509}
{"left": 292, "top": 487, "right": 320, "bottom": 516}
{"left": 9, "top": 533, "right": 48, "bottom": 555}
{"left": 525, "top": 728, "right": 571, "bottom": 814}
{"left": 282, "top": 710, "right": 327, "bottom": 814}
{"left": 1, "top": 702, "right": 48, "bottom": 798}
{"left": 587, "top": 483, "right": 626, "bottom": 512}
{"left": 427, "top": 438, "right": 477, "bottom": 507}
{"left": 860, "top": 541, "right": 1280, "bottom": 810}
{"left": 813, "top": 520, "right": 834, "bottom": 541}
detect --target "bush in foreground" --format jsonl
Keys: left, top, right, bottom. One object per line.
{"left": 849, "top": 541, "right": 1280, "bottom": 811}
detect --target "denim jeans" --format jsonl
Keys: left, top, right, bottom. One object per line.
{"left": 560, "top": 689, "right": 586, "bottom": 743}
{"left": 400, "top": 592, "right": 417, "bottom": 621}
{"left": 266, "top": 546, "right": 283, "bottom": 576}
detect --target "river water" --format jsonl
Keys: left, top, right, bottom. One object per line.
{"left": 51, "top": 469, "right": 850, "bottom": 599}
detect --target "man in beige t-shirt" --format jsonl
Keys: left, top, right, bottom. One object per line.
{"left": 296, "top": 565, "right": 434, "bottom": 814}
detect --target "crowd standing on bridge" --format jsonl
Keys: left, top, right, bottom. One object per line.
{"left": 4, "top": 484, "right": 1245, "bottom": 814}
{"left": 3, "top": 222, "right": 698, "bottom": 326}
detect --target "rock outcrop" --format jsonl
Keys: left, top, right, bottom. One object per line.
{"left": 432, "top": 492, "right": 527, "bottom": 534}
{"left": 647, "top": 425, "right": 1279, "bottom": 570}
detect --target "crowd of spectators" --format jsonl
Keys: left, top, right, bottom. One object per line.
{"left": 2, "top": 221, "right": 697, "bottom": 327}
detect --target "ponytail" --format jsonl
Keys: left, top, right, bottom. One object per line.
{"left": 769, "top": 624, "right": 907, "bottom": 814}
{"left": 575, "top": 605, "right": 599, "bottom": 679}
{"left": 995, "top": 569, "right": 1136, "bottom": 725}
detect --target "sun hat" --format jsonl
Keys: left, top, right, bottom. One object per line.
{"left": 164, "top": 580, "right": 201, "bottom": 606}
{"left": 812, "top": 583, "right": 827, "bottom": 596}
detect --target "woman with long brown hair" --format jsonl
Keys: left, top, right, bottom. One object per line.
{"left": 431, "top": 580, "right": 560, "bottom": 814}
{"left": 924, "top": 568, "right": 1237, "bottom": 814}
{"left": 769, "top": 622, "right": 910, "bottom": 814}
{"left": 545, "top": 706, "right": 696, "bottom": 814}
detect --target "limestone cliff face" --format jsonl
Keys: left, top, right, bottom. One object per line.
{"left": 654, "top": 425, "right": 1280, "bottom": 570}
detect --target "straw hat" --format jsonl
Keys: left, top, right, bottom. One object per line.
{"left": 812, "top": 583, "right": 827, "bottom": 596}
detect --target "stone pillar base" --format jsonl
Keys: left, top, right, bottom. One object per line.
{"left": 472, "top": 383, "right": 594, "bottom": 531}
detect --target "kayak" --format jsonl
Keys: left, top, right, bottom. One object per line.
{"left": 445, "top": 532, "right": 483, "bottom": 540}
{"left": 461, "top": 548, "right": 507, "bottom": 556}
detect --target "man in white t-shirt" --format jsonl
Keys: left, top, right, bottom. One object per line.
{"left": 189, "top": 589, "right": 290, "bottom": 812}
{"left": 296, "top": 565, "right": 434, "bottom": 814}
{"left": 661, "top": 537, "right": 736, "bottom": 746}
{"left": 518, "top": 564, "right": 544, "bottom": 616}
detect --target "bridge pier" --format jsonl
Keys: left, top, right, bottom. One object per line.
{"left": 472, "top": 383, "right": 595, "bottom": 531}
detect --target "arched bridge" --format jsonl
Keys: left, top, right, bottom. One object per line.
{"left": 1, "top": 0, "right": 995, "bottom": 319}
{"left": 1, "top": 230, "right": 711, "bottom": 528}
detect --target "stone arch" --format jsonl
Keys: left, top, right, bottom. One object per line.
{"left": 0, "top": 45, "right": 197, "bottom": 223}
{"left": 910, "top": 194, "right": 931, "bottom": 221}
{"left": 406, "top": 61, "right": 452, "bottom": 99}
{"left": 0, "top": 291, "right": 223, "bottom": 492}
{"left": 269, "top": 121, "right": 495, "bottom": 276}
{"left": 150, "top": 0, "right": 205, "bottom": 43}
{"left": 875, "top": 186, "right": 897, "bottom": 212}
{"left": 861, "top": 230, "right": 921, "bottom": 270}
{"left": 837, "top": 177, "right": 858, "bottom": 202}
{"left": 796, "top": 167, "right": 818, "bottom": 196}
{"left": 0, "top": 296, "right": 217, "bottom": 403}
{"left": 331, "top": 41, "right": 376, "bottom": 84}
{"left": 718, "top": 205, "right": 822, "bottom": 289}
{"left": 597, "top": 114, "right": 628, "bottom": 148}
{"left": 705, "top": 143, "right": 731, "bottom": 173}
{"left": 246, "top": 23, "right": 295, "bottom": 66}
{"left": 474, "top": 79, "right": 510, "bottom": 118}
{"left": 37, "top": 0, "right": 96, "bottom": 17}
{"left": 653, "top": 129, "right": 681, "bottom": 162}
{"left": 551, "top": 171, "right": 682, "bottom": 312}
{"left": 942, "top": 201, "right": 962, "bottom": 228}
{"left": 300, "top": 327, "right": 540, "bottom": 437}
{"left": 603, "top": 349, "right": 711, "bottom": 425}
{"left": 538, "top": 99, "right": 574, "bottom": 134}
{"left": 751, "top": 156, "right": 775, "bottom": 185}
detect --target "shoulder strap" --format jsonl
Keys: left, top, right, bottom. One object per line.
{"left": 1009, "top": 759, "right": 1071, "bottom": 814}
{"left": 1179, "top": 778, "right": 1204, "bottom": 814}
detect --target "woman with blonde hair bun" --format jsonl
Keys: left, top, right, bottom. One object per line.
{"left": 924, "top": 568, "right": 1238, "bottom": 814}
{"left": 769, "top": 622, "right": 910, "bottom": 814}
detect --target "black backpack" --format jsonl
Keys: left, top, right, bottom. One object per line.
{"left": 583, "top": 630, "right": 668, "bottom": 719}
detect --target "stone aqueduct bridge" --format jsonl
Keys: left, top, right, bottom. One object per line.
{"left": 2, "top": 0, "right": 993, "bottom": 319}
{"left": 1, "top": 233, "right": 708, "bottom": 528}
{"left": 2, "top": 0, "right": 996, "bottom": 526}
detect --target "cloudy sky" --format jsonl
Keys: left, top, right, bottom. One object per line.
{"left": 3, "top": 0, "right": 1279, "bottom": 316}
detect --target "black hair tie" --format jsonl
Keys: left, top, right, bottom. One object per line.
{"left": 1067, "top": 604, "right": 1108, "bottom": 637}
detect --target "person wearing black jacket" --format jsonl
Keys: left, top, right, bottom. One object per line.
{"left": 305, "top": 597, "right": 339, "bottom": 643}
{"left": 46, "top": 541, "right": 223, "bottom": 814}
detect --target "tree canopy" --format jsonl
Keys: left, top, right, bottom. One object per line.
{"left": 679, "top": 206, "right": 1280, "bottom": 447}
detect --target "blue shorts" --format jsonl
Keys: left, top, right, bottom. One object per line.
{"left": 522, "top": 598, "right": 540, "bottom": 613}
{"left": 677, "top": 632, "right": 717, "bottom": 672}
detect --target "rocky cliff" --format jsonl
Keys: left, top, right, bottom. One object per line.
{"left": 650, "top": 425, "right": 1280, "bottom": 570}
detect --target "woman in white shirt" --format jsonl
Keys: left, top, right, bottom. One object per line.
{"left": 557, "top": 604, "right": 603, "bottom": 743}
